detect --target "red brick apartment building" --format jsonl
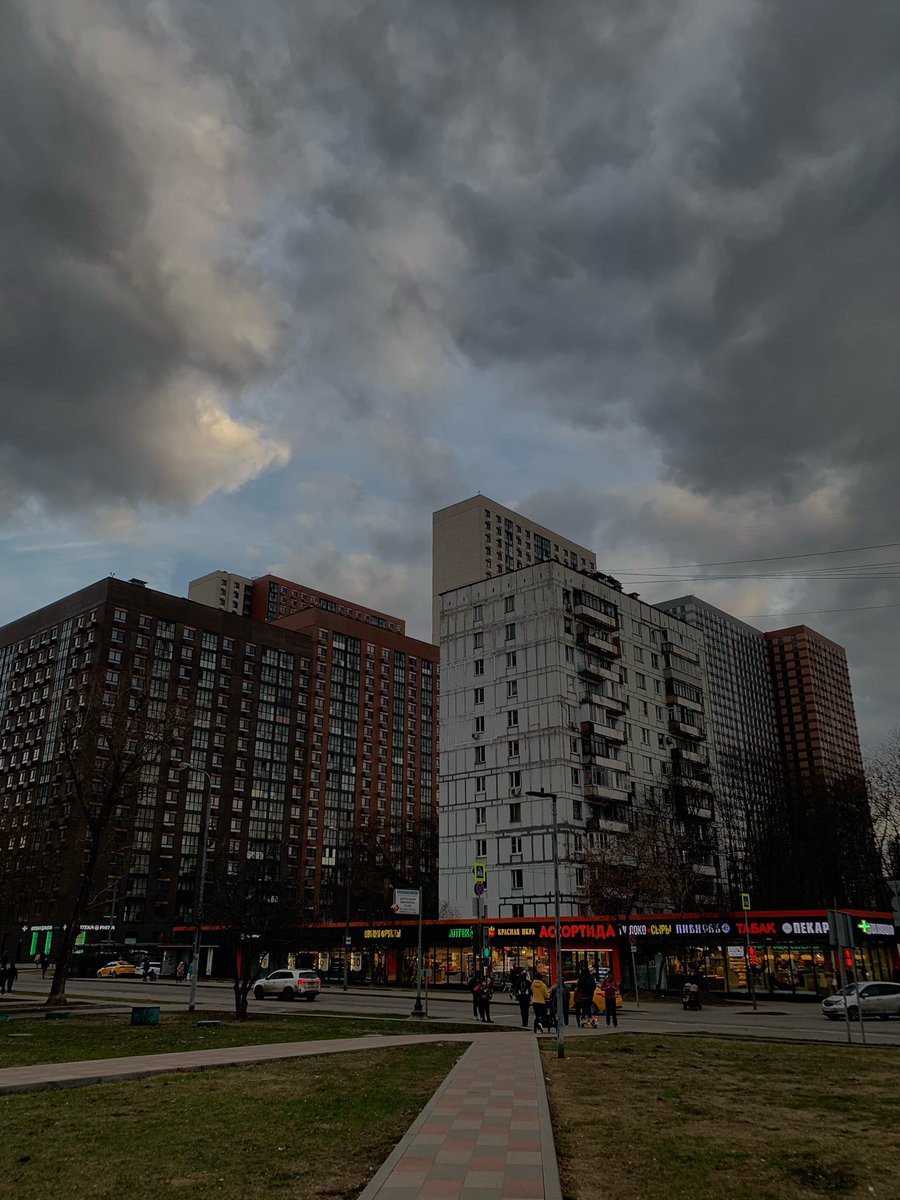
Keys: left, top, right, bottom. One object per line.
{"left": 188, "top": 570, "right": 440, "bottom": 919}
{"left": 765, "top": 625, "right": 864, "bottom": 786}
{"left": 0, "top": 575, "right": 438, "bottom": 961}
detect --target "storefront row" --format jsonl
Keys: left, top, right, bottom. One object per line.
{"left": 251, "top": 909, "right": 898, "bottom": 999}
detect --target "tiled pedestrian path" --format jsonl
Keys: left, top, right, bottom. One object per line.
{"left": 359, "top": 1033, "right": 561, "bottom": 1200}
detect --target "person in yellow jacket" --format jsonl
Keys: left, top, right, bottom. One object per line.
{"left": 531, "top": 973, "right": 550, "bottom": 1032}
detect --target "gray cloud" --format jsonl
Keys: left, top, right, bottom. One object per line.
{"left": 3, "top": 0, "right": 899, "bottom": 738}
{"left": 0, "top": 0, "right": 287, "bottom": 517}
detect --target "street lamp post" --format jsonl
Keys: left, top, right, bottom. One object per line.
{"left": 526, "top": 789, "right": 565, "bottom": 1060}
{"left": 174, "top": 761, "right": 213, "bottom": 1014}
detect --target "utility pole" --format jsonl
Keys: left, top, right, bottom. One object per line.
{"left": 527, "top": 789, "right": 564, "bottom": 1059}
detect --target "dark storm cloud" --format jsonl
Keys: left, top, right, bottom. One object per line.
{"left": 0, "top": 1, "right": 286, "bottom": 517}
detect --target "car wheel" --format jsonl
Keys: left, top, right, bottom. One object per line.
{"left": 848, "top": 1005, "right": 860, "bottom": 1021}
{"left": 306, "top": 993, "right": 317, "bottom": 1001}
{"left": 281, "top": 987, "right": 295, "bottom": 1001}
{"left": 96, "top": 971, "right": 103, "bottom": 979}
{"left": 253, "top": 986, "right": 266, "bottom": 1000}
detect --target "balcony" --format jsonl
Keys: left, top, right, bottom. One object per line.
{"left": 574, "top": 601, "right": 618, "bottom": 631}
{"left": 673, "top": 745, "right": 707, "bottom": 766}
{"left": 580, "top": 719, "right": 627, "bottom": 744}
{"left": 578, "top": 662, "right": 620, "bottom": 687}
{"left": 665, "top": 691, "right": 704, "bottom": 714}
{"left": 581, "top": 688, "right": 626, "bottom": 714}
{"left": 669, "top": 717, "right": 705, "bottom": 740}
{"left": 662, "top": 639, "right": 700, "bottom": 665}
{"left": 576, "top": 625, "right": 620, "bottom": 656}
{"left": 584, "top": 781, "right": 630, "bottom": 804}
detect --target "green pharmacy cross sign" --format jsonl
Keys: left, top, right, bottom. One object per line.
{"left": 858, "top": 919, "right": 871, "bottom": 934}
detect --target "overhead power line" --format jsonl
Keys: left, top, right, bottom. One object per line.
{"left": 610, "top": 540, "right": 900, "bottom": 573}
{"left": 736, "top": 601, "right": 900, "bottom": 620}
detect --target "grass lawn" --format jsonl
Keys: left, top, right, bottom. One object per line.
{"left": 0, "top": 1042, "right": 462, "bottom": 1200}
{"left": 543, "top": 1034, "right": 899, "bottom": 1200}
{"left": 0, "top": 1011, "right": 481, "bottom": 1069}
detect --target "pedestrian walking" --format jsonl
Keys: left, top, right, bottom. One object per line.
{"left": 531, "top": 972, "right": 550, "bottom": 1032}
{"left": 477, "top": 975, "right": 494, "bottom": 1023}
{"left": 516, "top": 971, "right": 533, "bottom": 1028}
{"left": 467, "top": 970, "right": 482, "bottom": 1019}
{"left": 0, "top": 959, "right": 6, "bottom": 995}
{"left": 40, "top": 953, "right": 49, "bottom": 979}
{"left": 4, "top": 961, "right": 18, "bottom": 994}
{"left": 175, "top": 960, "right": 186, "bottom": 984}
{"left": 575, "top": 965, "right": 596, "bottom": 1027}
{"left": 602, "top": 976, "right": 619, "bottom": 1027}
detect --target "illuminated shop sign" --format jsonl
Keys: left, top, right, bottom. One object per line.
{"left": 363, "top": 929, "right": 402, "bottom": 940}
{"left": 538, "top": 923, "right": 616, "bottom": 941}
{"left": 488, "top": 926, "right": 537, "bottom": 938}
{"left": 856, "top": 921, "right": 894, "bottom": 937}
{"left": 79, "top": 924, "right": 116, "bottom": 932}
{"left": 620, "top": 923, "right": 674, "bottom": 937}
{"left": 781, "top": 921, "right": 829, "bottom": 936}
{"left": 448, "top": 927, "right": 473, "bottom": 940}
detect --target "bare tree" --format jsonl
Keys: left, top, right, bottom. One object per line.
{"left": 45, "top": 685, "right": 188, "bottom": 1006}
{"left": 866, "top": 728, "right": 900, "bottom": 884}
{"left": 205, "top": 858, "right": 303, "bottom": 1019}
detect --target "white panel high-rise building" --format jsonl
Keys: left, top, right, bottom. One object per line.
{"left": 438, "top": 561, "right": 719, "bottom": 919}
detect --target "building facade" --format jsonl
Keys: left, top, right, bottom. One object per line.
{"left": 432, "top": 495, "right": 596, "bottom": 641}
{"left": 273, "top": 607, "right": 439, "bottom": 920}
{"left": 0, "top": 578, "right": 314, "bottom": 960}
{"left": 186, "top": 570, "right": 253, "bottom": 617}
{"left": 655, "top": 595, "right": 782, "bottom": 897}
{"left": 189, "top": 569, "right": 438, "bottom": 919}
{"left": 438, "top": 562, "right": 720, "bottom": 920}
{"left": 765, "top": 625, "right": 865, "bottom": 787}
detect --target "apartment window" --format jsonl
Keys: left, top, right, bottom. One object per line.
{"left": 564, "top": 618, "right": 573, "bottom": 635}
{"left": 507, "top": 709, "right": 519, "bottom": 728}
{"left": 510, "top": 835, "right": 523, "bottom": 855}
{"left": 476, "top": 838, "right": 487, "bottom": 858}
{"left": 634, "top": 647, "right": 644, "bottom": 663}
{"left": 474, "top": 688, "right": 485, "bottom": 705}
{"left": 475, "top": 806, "right": 487, "bottom": 825}
{"left": 641, "top": 727, "right": 650, "bottom": 744}
{"left": 512, "top": 903, "right": 525, "bottom": 918}
{"left": 636, "top": 673, "right": 646, "bottom": 690}
{"left": 474, "top": 746, "right": 486, "bottom": 765}
{"left": 573, "top": 800, "right": 583, "bottom": 820}
{"left": 509, "top": 802, "right": 521, "bottom": 823}
{"left": 505, "top": 623, "right": 516, "bottom": 641}
{"left": 473, "top": 715, "right": 485, "bottom": 735}
{"left": 476, "top": 776, "right": 486, "bottom": 794}
{"left": 473, "top": 604, "right": 483, "bottom": 622}
{"left": 506, "top": 680, "right": 517, "bottom": 699}
{"left": 473, "top": 632, "right": 484, "bottom": 649}
{"left": 506, "top": 652, "right": 517, "bottom": 669}
{"left": 571, "top": 767, "right": 581, "bottom": 786}
{"left": 474, "top": 659, "right": 484, "bottom": 676}
{"left": 504, "top": 595, "right": 515, "bottom": 613}
{"left": 511, "top": 868, "right": 524, "bottom": 890}
{"left": 565, "top": 646, "right": 575, "bottom": 663}
{"left": 508, "top": 739, "right": 519, "bottom": 759}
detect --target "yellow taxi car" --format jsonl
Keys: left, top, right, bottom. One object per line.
{"left": 96, "top": 960, "right": 138, "bottom": 978}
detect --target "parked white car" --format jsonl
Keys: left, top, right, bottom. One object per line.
{"left": 821, "top": 982, "right": 900, "bottom": 1021}
{"left": 252, "top": 968, "right": 322, "bottom": 1001}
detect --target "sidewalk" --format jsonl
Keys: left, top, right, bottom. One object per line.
{"left": 359, "top": 1033, "right": 561, "bottom": 1200}
{"left": 0, "top": 1027, "right": 563, "bottom": 1198}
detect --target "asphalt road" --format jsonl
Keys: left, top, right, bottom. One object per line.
{"left": 7, "top": 974, "right": 900, "bottom": 1047}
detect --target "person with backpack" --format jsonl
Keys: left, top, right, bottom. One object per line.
{"left": 516, "top": 971, "right": 533, "bottom": 1028}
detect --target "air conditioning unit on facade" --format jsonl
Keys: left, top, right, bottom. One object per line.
{"left": 510, "top": 787, "right": 522, "bottom": 796}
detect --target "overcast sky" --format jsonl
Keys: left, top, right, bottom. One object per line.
{"left": 2, "top": 0, "right": 899, "bottom": 747}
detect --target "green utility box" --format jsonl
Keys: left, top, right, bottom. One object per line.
{"left": 130, "top": 1006, "right": 161, "bottom": 1027}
